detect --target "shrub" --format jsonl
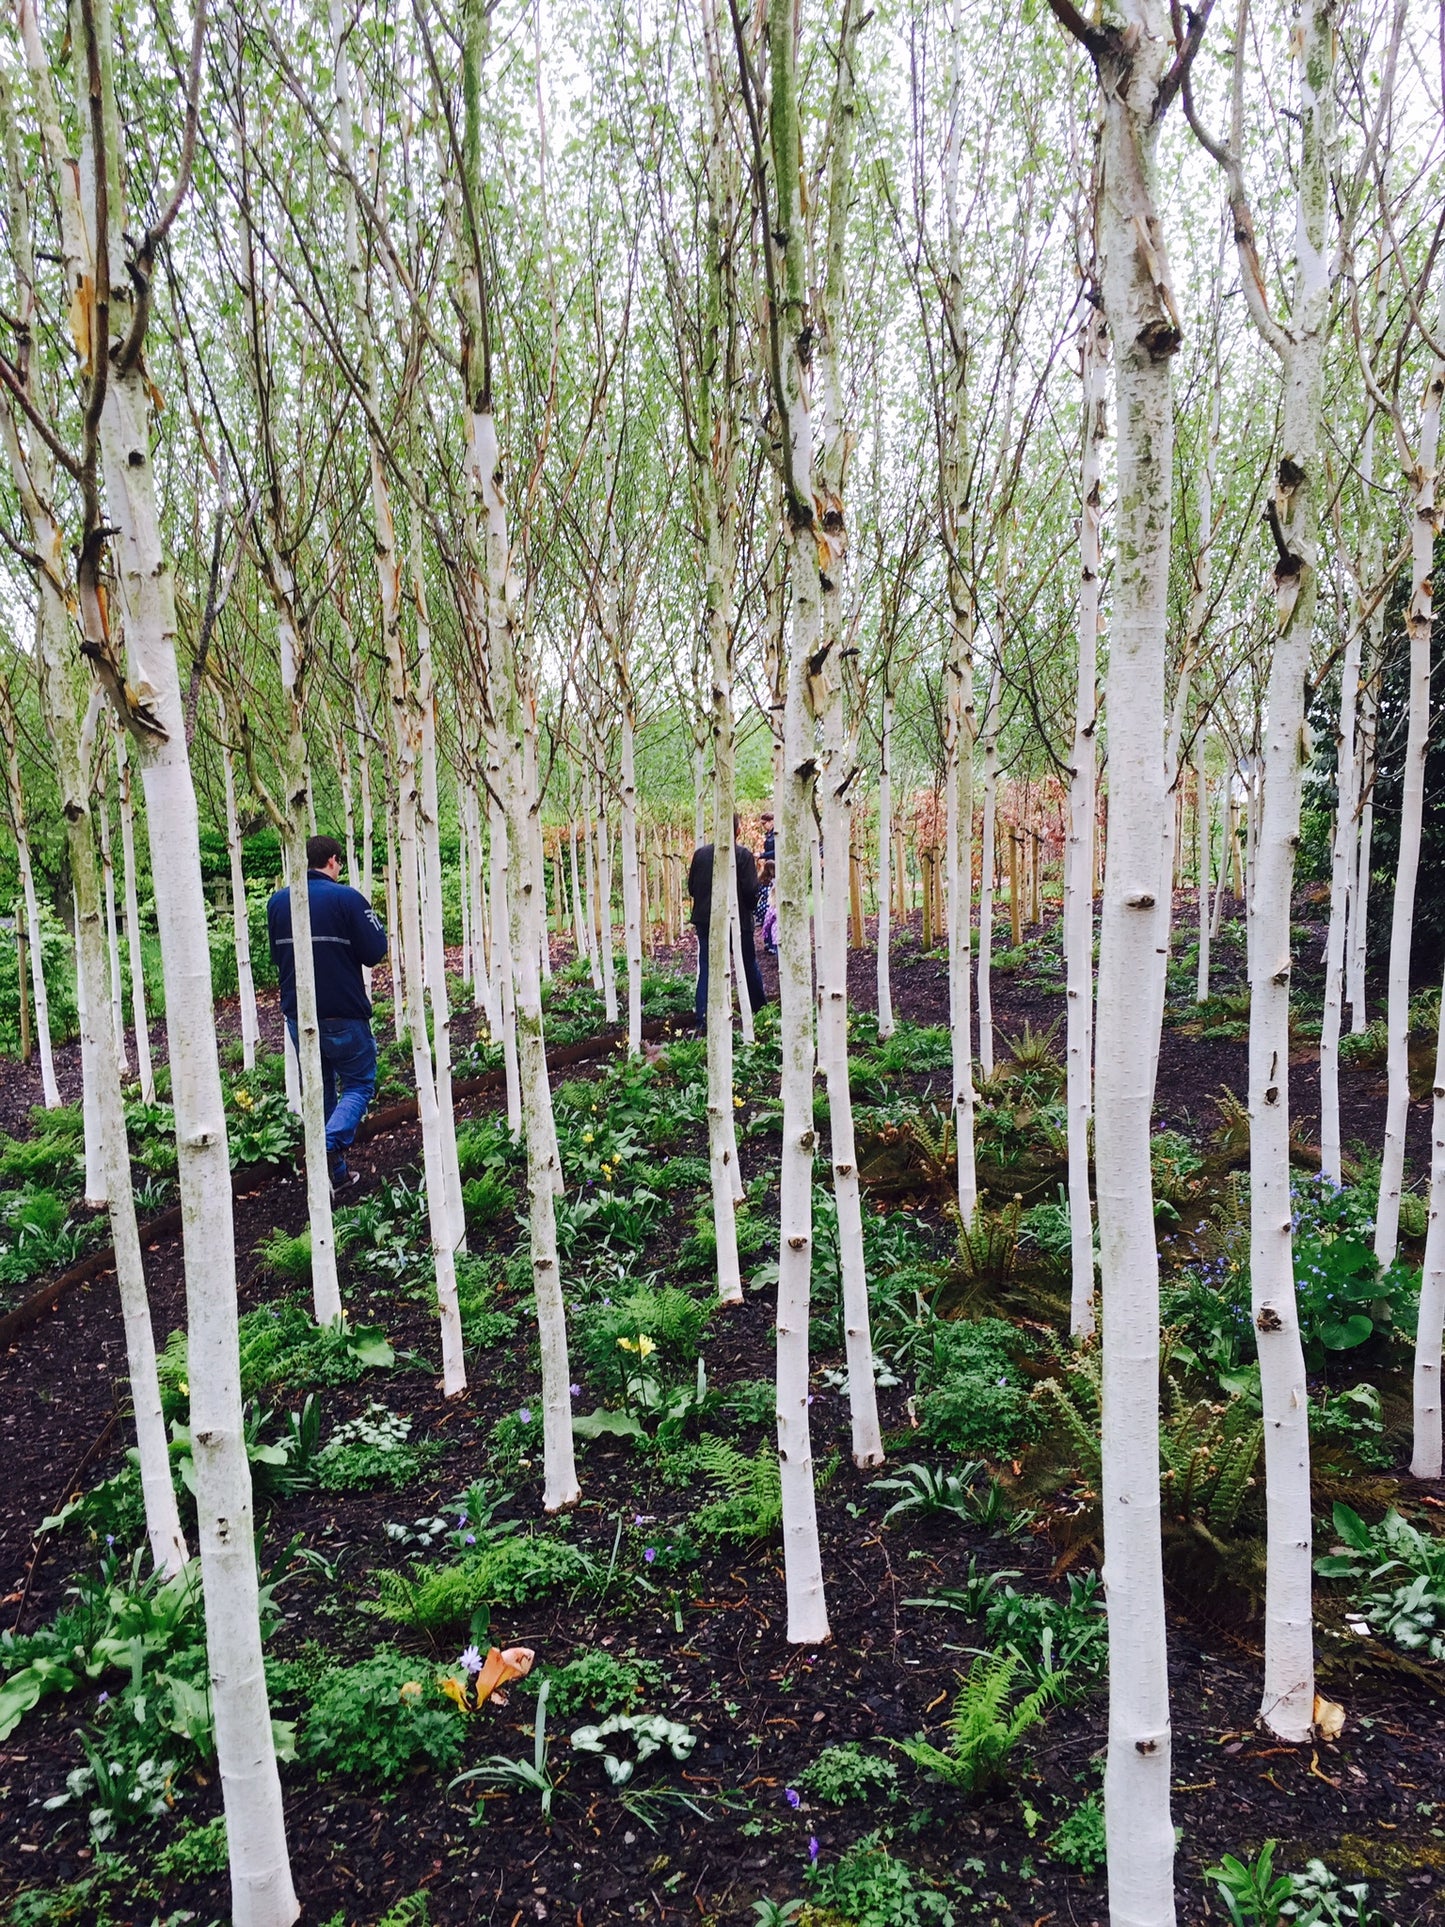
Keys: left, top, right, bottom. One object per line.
{"left": 295, "top": 1650, "right": 465, "bottom": 1783}
{"left": 1049, "top": 1791, "right": 1105, "bottom": 1873}
{"left": 574, "top": 1284, "right": 709, "bottom": 1400}
{"left": 153, "top": 1813, "right": 229, "bottom": 1879}
{"left": 914, "top": 1319, "right": 1036, "bottom": 1458}
{"left": 455, "top": 1255, "right": 521, "bottom": 1348}
{"left": 805, "top": 1834, "right": 955, "bottom": 1926}
{"left": 316, "top": 1404, "right": 435, "bottom": 1490}
{"left": 375, "top": 1529, "right": 599, "bottom": 1630}
{"left": 525, "top": 1647, "right": 661, "bottom": 1719}
{"left": 798, "top": 1740, "right": 899, "bottom": 1805}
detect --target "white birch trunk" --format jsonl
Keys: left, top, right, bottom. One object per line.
{"left": 595, "top": 782, "right": 619, "bottom": 1023}
{"left": 492, "top": 792, "right": 522, "bottom": 1132}
{"left": 1319, "top": 624, "right": 1362, "bottom": 1185}
{"left": 75, "top": 905, "right": 107, "bottom": 1204}
{"left": 876, "top": 691, "right": 895, "bottom": 1039}
{"left": 220, "top": 732, "right": 259, "bottom": 1071}
{"left": 1, "top": 700, "right": 61, "bottom": 1106}
{"left": 977, "top": 668, "right": 1000, "bottom": 1079}
{"left": 97, "top": 761, "right": 128, "bottom": 1075}
{"left": 1079, "top": 9, "right": 1183, "bottom": 1911}
{"left": 1066, "top": 306, "right": 1106, "bottom": 1340}
{"left": 766, "top": 0, "right": 831, "bottom": 1643}
{"left": 115, "top": 733, "right": 153, "bottom": 1102}
{"left": 92, "top": 151, "right": 298, "bottom": 1904}
{"left": 1195, "top": 731, "right": 1211, "bottom": 1003}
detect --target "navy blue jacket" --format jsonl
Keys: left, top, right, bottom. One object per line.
{"left": 266, "top": 873, "right": 388, "bottom": 1022}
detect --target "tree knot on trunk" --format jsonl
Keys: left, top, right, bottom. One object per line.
{"left": 1265, "top": 1086, "right": 1280, "bottom": 1106}
{"left": 834, "top": 1163, "right": 854, "bottom": 1179}
{"left": 1124, "top": 891, "right": 1156, "bottom": 909}
{"left": 1256, "top": 1306, "right": 1283, "bottom": 1333}
{"left": 787, "top": 1235, "right": 808, "bottom": 1251}
{"left": 1134, "top": 1737, "right": 1160, "bottom": 1755}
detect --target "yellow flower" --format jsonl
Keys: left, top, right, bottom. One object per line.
{"left": 583, "top": 1132, "right": 594, "bottom": 1144}
{"left": 734, "top": 1097, "right": 743, "bottom": 1109}
{"left": 398, "top": 1681, "right": 423, "bottom": 1702}
{"left": 617, "top": 1335, "right": 656, "bottom": 1357}
{"left": 232, "top": 1089, "right": 254, "bottom": 1112}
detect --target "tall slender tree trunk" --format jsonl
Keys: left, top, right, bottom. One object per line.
{"left": 1066, "top": 302, "right": 1106, "bottom": 1340}
{"left": 876, "top": 689, "right": 895, "bottom": 1039}
{"left": 977, "top": 668, "right": 1000, "bottom": 1079}
{"left": 115, "top": 732, "right": 154, "bottom": 1102}
{"left": 1050, "top": 0, "right": 1192, "bottom": 1910}
{"left": 0, "top": 683, "right": 61, "bottom": 1106}
{"left": 759, "top": 0, "right": 833, "bottom": 1641}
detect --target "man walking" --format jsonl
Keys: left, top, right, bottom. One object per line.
{"left": 687, "top": 815, "right": 767, "bottom": 1033}
{"left": 267, "top": 835, "right": 388, "bottom": 1190}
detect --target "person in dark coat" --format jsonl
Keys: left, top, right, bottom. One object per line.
{"left": 267, "top": 834, "right": 388, "bottom": 1190}
{"left": 687, "top": 816, "right": 767, "bottom": 1032}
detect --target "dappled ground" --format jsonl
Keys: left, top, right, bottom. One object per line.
{"left": 1, "top": 904, "right": 1443, "bottom": 1926}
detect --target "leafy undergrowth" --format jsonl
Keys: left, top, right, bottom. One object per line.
{"left": 2, "top": 940, "right": 1443, "bottom": 1925}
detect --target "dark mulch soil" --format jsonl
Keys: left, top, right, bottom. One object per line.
{"left": 2, "top": 908, "right": 1443, "bottom": 1925}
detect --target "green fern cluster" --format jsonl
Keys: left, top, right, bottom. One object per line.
{"left": 1159, "top": 1382, "right": 1262, "bottom": 1537}
{"left": 1034, "top": 1336, "right": 1261, "bottom": 1536}
{"left": 691, "top": 1437, "right": 783, "bottom": 1542}
{"left": 897, "top": 1651, "right": 1057, "bottom": 1792}
{"left": 954, "top": 1195, "right": 1023, "bottom": 1285}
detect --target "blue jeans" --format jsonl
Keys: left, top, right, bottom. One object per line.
{"left": 286, "top": 1016, "right": 377, "bottom": 1160}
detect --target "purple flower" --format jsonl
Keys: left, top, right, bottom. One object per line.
{"left": 570, "top": 1383, "right": 581, "bottom": 1398}
{"left": 457, "top": 1514, "right": 469, "bottom": 1528}
{"left": 519, "top": 1407, "right": 532, "bottom": 1424}
{"left": 644, "top": 1547, "right": 657, "bottom": 1564}
{"left": 634, "top": 1513, "right": 647, "bottom": 1526}
{"left": 785, "top": 1787, "right": 800, "bottom": 1809}
{"left": 105, "top": 1535, "right": 115, "bottom": 1547}
{"left": 464, "top": 1533, "right": 476, "bottom": 1546}
{"left": 97, "top": 1691, "right": 109, "bottom": 1705}
{"left": 459, "top": 1645, "right": 483, "bottom": 1675}
{"left": 809, "top": 1837, "right": 820, "bottom": 1863}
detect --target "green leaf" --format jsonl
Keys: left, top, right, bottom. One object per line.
{"left": 347, "top": 1327, "right": 395, "bottom": 1369}
{"left": 1319, "top": 1314, "right": 1373, "bottom": 1349}
{"left": 1331, "top": 1503, "right": 1375, "bottom": 1552}
{"left": 1313, "top": 1555, "right": 1361, "bottom": 1578}
{"left": 0, "top": 1662, "right": 70, "bottom": 1741}
{"left": 572, "top": 1407, "right": 645, "bottom": 1441}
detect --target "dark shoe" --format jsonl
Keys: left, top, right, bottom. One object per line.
{"left": 329, "top": 1161, "right": 361, "bottom": 1195}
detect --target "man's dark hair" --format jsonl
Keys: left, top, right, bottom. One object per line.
{"left": 307, "top": 834, "right": 345, "bottom": 872}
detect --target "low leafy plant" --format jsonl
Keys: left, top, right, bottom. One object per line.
{"left": 450, "top": 1676, "right": 556, "bottom": 1819}
{"left": 914, "top": 1318, "right": 1036, "bottom": 1458}
{"left": 570, "top": 1711, "right": 696, "bottom": 1785}
{"left": 723, "top": 1378, "right": 776, "bottom": 1428}
{"left": 1311, "top": 1383, "right": 1391, "bottom": 1471}
{"left": 691, "top": 1437, "right": 783, "bottom": 1542}
{"left": 1049, "top": 1789, "right": 1105, "bottom": 1873}
{"left": 375, "top": 1527, "right": 599, "bottom": 1630}
{"left": 1150, "top": 1130, "right": 1203, "bottom": 1216}
{"left": 526, "top": 1647, "right": 662, "bottom": 1719}
{"left": 315, "top": 1403, "right": 435, "bottom": 1490}
{"left": 153, "top": 1812, "right": 229, "bottom": 1878}
{"left": 574, "top": 1283, "right": 710, "bottom": 1404}
{"left": 897, "top": 1650, "right": 1057, "bottom": 1791}
{"left": 804, "top": 1833, "right": 955, "bottom": 1927}
{"left": 293, "top": 1649, "right": 465, "bottom": 1783}
{"left": 454, "top": 1255, "right": 521, "bottom": 1348}
{"left": 462, "top": 1171, "right": 514, "bottom": 1229}
{"left": 981, "top": 1571, "right": 1107, "bottom": 1696}
{"left": 871, "top": 1460, "right": 1014, "bottom": 1530}
{"left": 1204, "top": 1840, "right": 1297, "bottom": 1926}
{"left": 1315, "top": 1501, "right": 1445, "bottom": 1660}
{"left": 797, "top": 1740, "right": 899, "bottom": 1806}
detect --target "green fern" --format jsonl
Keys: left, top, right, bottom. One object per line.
{"left": 955, "top": 1195, "right": 1023, "bottom": 1285}
{"left": 897, "top": 1651, "right": 1057, "bottom": 1791}
{"left": 692, "top": 1437, "right": 783, "bottom": 1542}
